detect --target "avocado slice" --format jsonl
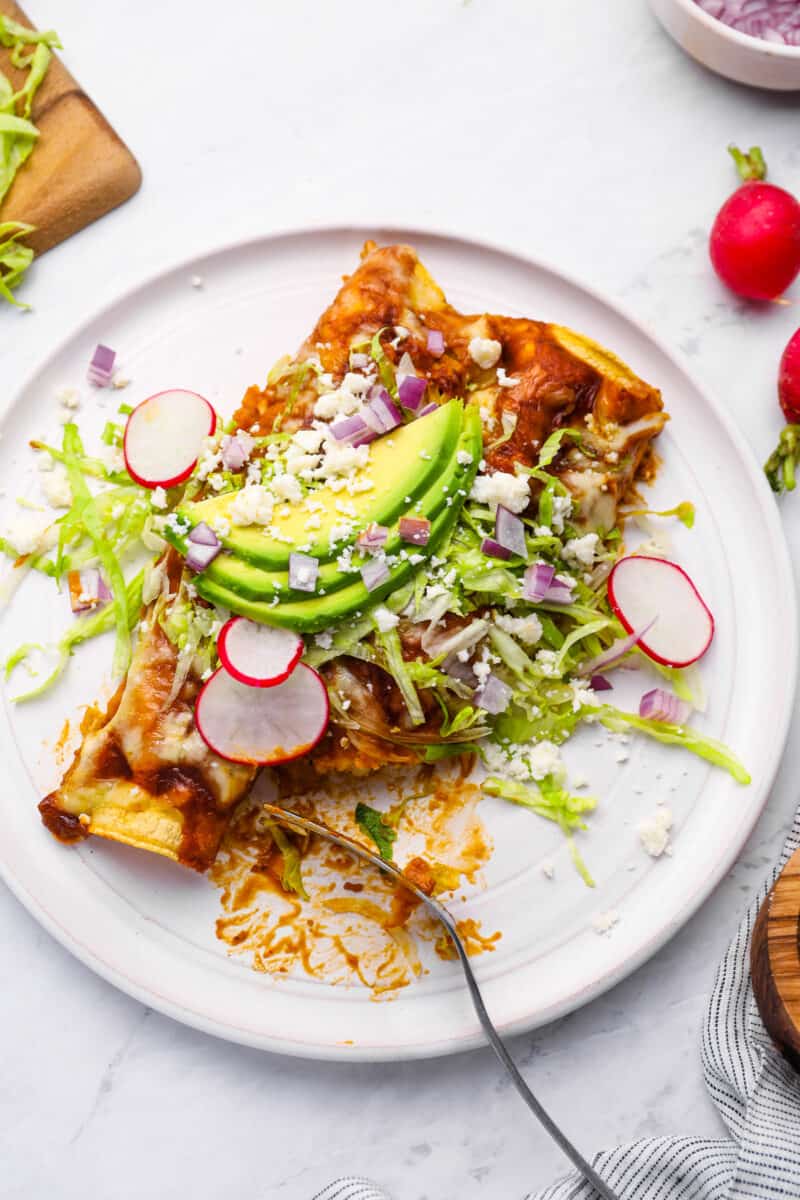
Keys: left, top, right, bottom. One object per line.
{"left": 192, "top": 406, "right": 482, "bottom": 633}
{"left": 198, "top": 418, "right": 478, "bottom": 603}
{"left": 178, "top": 399, "right": 463, "bottom": 569}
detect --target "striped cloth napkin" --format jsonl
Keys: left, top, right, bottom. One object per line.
{"left": 314, "top": 810, "right": 800, "bottom": 1200}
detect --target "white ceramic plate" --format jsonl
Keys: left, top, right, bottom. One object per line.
{"left": 0, "top": 228, "right": 794, "bottom": 1061}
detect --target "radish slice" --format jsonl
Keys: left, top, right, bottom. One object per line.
{"left": 607, "top": 556, "right": 714, "bottom": 668}
{"left": 124, "top": 389, "right": 216, "bottom": 488}
{"left": 217, "top": 617, "right": 303, "bottom": 688}
{"left": 195, "top": 663, "right": 329, "bottom": 765}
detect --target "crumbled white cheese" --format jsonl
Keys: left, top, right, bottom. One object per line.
{"left": 468, "top": 336, "right": 502, "bottom": 370}
{"left": 570, "top": 682, "right": 596, "bottom": 712}
{"left": 638, "top": 807, "right": 673, "bottom": 858}
{"left": 2, "top": 511, "right": 52, "bottom": 555}
{"left": 541, "top": 860, "right": 555, "bottom": 880}
{"left": 456, "top": 449, "right": 474, "bottom": 467}
{"left": 482, "top": 738, "right": 562, "bottom": 783}
{"left": 292, "top": 427, "right": 327, "bottom": 453}
{"left": 315, "top": 440, "right": 369, "bottom": 481}
{"left": 550, "top": 493, "right": 573, "bottom": 535}
{"left": 56, "top": 387, "right": 80, "bottom": 410}
{"left": 314, "top": 631, "right": 334, "bottom": 649}
{"left": 39, "top": 462, "right": 71, "bottom": 509}
{"left": 496, "top": 367, "right": 518, "bottom": 389}
{"left": 151, "top": 486, "right": 167, "bottom": 510}
{"left": 373, "top": 606, "right": 399, "bottom": 632}
{"left": 592, "top": 910, "right": 620, "bottom": 936}
{"left": 495, "top": 612, "right": 543, "bottom": 646}
{"left": 229, "top": 485, "right": 275, "bottom": 527}
{"left": 313, "top": 372, "right": 367, "bottom": 420}
{"left": 272, "top": 474, "right": 303, "bottom": 504}
{"left": 191, "top": 274, "right": 204, "bottom": 288}
{"left": 563, "top": 532, "right": 599, "bottom": 568}
{"left": 535, "top": 649, "right": 560, "bottom": 678}
{"left": 469, "top": 470, "right": 529, "bottom": 514}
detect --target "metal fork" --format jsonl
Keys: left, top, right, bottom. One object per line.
{"left": 263, "top": 802, "right": 621, "bottom": 1200}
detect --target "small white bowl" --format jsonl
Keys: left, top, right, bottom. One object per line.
{"left": 650, "top": 0, "right": 800, "bottom": 90}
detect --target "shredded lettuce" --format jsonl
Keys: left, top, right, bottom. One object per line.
{"left": 0, "top": 221, "right": 34, "bottom": 307}
{"left": 7, "top": 570, "right": 144, "bottom": 702}
{"left": 423, "top": 742, "right": 482, "bottom": 763}
{"left": 587, "top": 703, "right": 750, "bottom": 784}
{"left": 59, "top": 424, "right": 131, "bottom": 674}
{"left": 375, "top": 626, "right": 425, "bottom": 726}
{"left": 0, "top": 19, "right": 59, "bottom": 303}
{"left": 483, "top": 773, "right": 596, "bottom": 886}
{"left": 370, "top": 327, "right": 398, "bottom": 398}
{"left": 263, "top": 818, "right": 309, "bottom": 900}
{"left": 625, "top": 501, "right": 695, "bottom": 529}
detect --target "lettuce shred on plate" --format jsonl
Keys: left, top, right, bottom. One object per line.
{"left": 0, "top": 387, "right": 749, "bottom": 886}
{"left": 0, "top": 16, "right": 62, "bottom": 307}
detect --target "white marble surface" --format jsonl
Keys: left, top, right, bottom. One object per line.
{"left": 3, "top": 2, "right": 800, "bottom": 1197}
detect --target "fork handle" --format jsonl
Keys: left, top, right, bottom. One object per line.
{"left": 440, "top": 909, "right": 622, "bottom": 1200}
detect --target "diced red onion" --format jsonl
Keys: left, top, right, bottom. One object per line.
{"left": 220, "top": 432, "right": 252, "bottom": 471}
{"left": 418, "top": 402, "right": 439, "bottom": 417}
{"left": 331, "top": 413, "right": 377, "bottom": 447}
{"left": 590, "top": 673, "right": 613, "bottom": 691}
{"left": 475, "top": 673, "right": 512, "bottom": 714}
{"left": 442, "top": 653, "right": 477, "bottom": 686}
{"left": 357, "top": 522, "right": 389, "bottom": 554}
{"left": 398, "top": 375, "right": 427, "bottom": 412}
{"left": 399, "top": 516, "right": 431, "bottom": 545}
{"left": 693, "top": 0, "right": 800, "bottom": 42}
{"left": 188, "top": 521, "right": 220, "bottom": 547}
{"left": 427, "top": 329, "right": 445, "bottom": 357}
{"left": 186, "top": 541, "right": 221, "bottom": 572}
{"left": 68, "top": 567, "right": 109, "bottom": 613}
{"left": 87, "top": 343, "right": 116, "bottom": 387}
{"left": 579, "top": 618, "right": 657, "bottom": 677}
{"left": 397, "top": 351, "right": 416, "bottom": 378}
{"left": 366, "top": 388, "right": 403, "bottom": 433}
{"left": 542, "top": 579, "right": 575, "bottom": 605}
{"left": 481, "top": 537, "right": 512, "bottom": 560}
{"left": 360, "top": 558, "right": 390, "bottom": 592}
{"left": 289, "top": 552, "right": 319, "bottom": 592}
{"left": 522, "top": 562, "right": 555, "bottom": 601}
{"left": 495, "top": 504, "right": 527, "bottom": 558}
{"left": 639, "top": 687, "right": 691, "bottom": 725}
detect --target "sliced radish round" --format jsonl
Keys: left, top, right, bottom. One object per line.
{"left": 195, "top": 663, "right": 329, "bottom": 766}
{"left": 124, "top": 389, "right": 217, "bottom": 488}
{"left": 217, "top": 617, "right": 304, "bottom": 688}
{"left": 607, "top": 556, "right": 714, "bottom": 668}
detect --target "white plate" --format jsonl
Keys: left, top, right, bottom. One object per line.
{"left": 0, "top": 228, "right": 794, "bottom": 1061}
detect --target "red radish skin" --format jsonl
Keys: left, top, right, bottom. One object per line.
{"left": 779, "top": 328, "right": 800, "bottom": 424}
{"left": 195, "top": 663, "right": 329, "bottom": 766}
{"left": 709, "top": 146, "right": 800, "bottom": 301}
{"left": 123, "top": 390, "right": 217, "bottom": 489}
{"left": 217, "top": 617, "right": 304, "bottom": 689}
{"left": 607, "top": 556, "right": 715, "bottom": 669}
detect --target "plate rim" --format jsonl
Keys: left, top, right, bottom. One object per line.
{"left": 1, "top": 222, "right": 796, "bottom": 1061}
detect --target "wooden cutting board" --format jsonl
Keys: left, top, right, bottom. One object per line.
{"left": 0, "top": 1, "right": 141, "bottom": 255}
{"left": 751, "top": 847, "right": 800, "bottom": 1071}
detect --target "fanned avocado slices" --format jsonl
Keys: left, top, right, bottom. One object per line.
{"left": 167, "top": 403, "right": 481, "bottom": 634}
{"left": 176, "top": 399, "right": 464, "bottom": 569}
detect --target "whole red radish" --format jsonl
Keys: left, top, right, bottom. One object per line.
{"left": 779, "top": 328, "right": 800, "bottom": 424}
{"left": 765, "top": 327, "right": 800, "bottom": 493}
{"left": 710, "top": 145, "right": 800, "bottom": 301}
